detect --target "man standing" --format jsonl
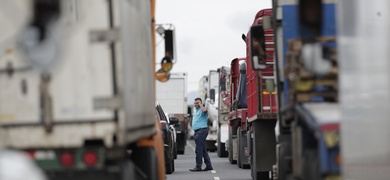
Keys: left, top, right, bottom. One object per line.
{"left": 189, "top": 98, "right": 213, "bottom": 172}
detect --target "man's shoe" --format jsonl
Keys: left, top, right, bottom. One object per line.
{"left": 202, "top": 166, "right": 213, "bottom": 171}
{"left": 189, "top": 167, "right": 202, "bottom": 172}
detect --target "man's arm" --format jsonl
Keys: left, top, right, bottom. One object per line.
{"left": 199, "top": 102, "right": 207, "bottom": 113}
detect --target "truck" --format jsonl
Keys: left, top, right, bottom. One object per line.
{"left": 216, "top": 66, "right": 230, "bottom": 158}
{"left": 248, "top": 1, "right": 341, "bottom": 180}
{"left": 227, "top": 57, "right": 250, "bottom": 169}
{"left": 156, "top": 72, "right": 189, "bottom": 155}
{"left": 242, "top": 9, "right": 279, "bottom": 179}
{"left": 205, "top": 70, "right": 219, "bottom": 152}
{"left": 197, "top": 70, "right": 218, "bottom": 152}
{"left": 0, "top": 0, "right": 173, "bottom": 179}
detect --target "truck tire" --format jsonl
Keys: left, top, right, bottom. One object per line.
{"left": 177, "top": 133, "right": 186, "bottom": 154}
{"left": 131, "top": 147, "right": 159, "bottom": 180}
{"left": 217, "top": 128, "right": 228, "bottom": 157}
{"left": 166, "top": 159, "right": 174, "bottom": 174}
{"left": 237, "top": 127, "right": 242, "bottom": 168}
{"left": 228, "top": 127, "right": 237, "bottom": 164}
{"left": 177, "top": 149, "right": 185, "bottom": 154}
{"left": 174, "top": 143, "right": 177, "bottom": 159}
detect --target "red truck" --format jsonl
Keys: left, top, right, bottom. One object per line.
{"left": 245, "top": 9, "right": 278, "bottom": 179}
{"left": 227, "top": 57, "right": 250, "bottom": 169}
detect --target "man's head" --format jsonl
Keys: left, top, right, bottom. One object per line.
{"left": 194, "top": 98, "right": 202, "bottom": 109}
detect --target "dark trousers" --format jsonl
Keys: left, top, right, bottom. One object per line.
{"left": 194, "top": 128, "right": 212, "bottom": 168}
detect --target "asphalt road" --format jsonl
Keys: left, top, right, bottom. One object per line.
{"left": 166, "top": 139, "right": 252, "bottom": 180}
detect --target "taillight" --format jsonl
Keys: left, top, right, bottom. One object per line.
{"left": 27, "top": 151, "right": 35, "bottom": 159}
{"left": 60, "top": 151, "right": 74, "bottom": 167}
{"left": 83, "top": 151, "right": 98, "bottom": 167}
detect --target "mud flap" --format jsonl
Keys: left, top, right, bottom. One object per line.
{"left": 251, "top": 120, "right": 276, "bottom": 180}
{"left": 131, "top": 147, "right": 159, "bottom": 180}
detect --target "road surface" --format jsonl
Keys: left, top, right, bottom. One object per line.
{"left": 166, "top": 139, "right": 252, "bottom": 180}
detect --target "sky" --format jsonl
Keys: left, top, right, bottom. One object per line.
{"left": 155, "top": 0, "right": 272, "bottom": 94}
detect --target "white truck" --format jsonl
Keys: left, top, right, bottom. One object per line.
{"left": 0, "top": 0, "right": 167, "bottom": 179}
{"left": 156, "top": 72, "right": 189, "bottom": 154}
{"left": 205, "top": 70, "right": 219, "bottom": 152}
{"left": 216, "top": 67, "right": 230, "bottom": 157}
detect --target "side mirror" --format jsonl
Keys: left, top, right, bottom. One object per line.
{"left": 210, "top": 89, "right": 216, "bottom": 103}
{"left": 219, "top": 69, "right": 227, "bottom": 91}
{"left": 250, "top": 25, "right": 266, "bottom": 70}
{"left": 169, "top": 117, "right": 179, "bottom": 126}
{"left": 164, "top": 29, "right": 175, "bottom": 61}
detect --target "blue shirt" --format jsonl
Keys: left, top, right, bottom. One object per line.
{"left": 192, "top": 108, "right": 208, "bottom": 131}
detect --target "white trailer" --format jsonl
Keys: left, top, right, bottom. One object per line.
{"left": 156, "top": 72, "right": 189, "bottom": 154}
{"left": 0, "top": 0, "right": 163, "bottom": 179}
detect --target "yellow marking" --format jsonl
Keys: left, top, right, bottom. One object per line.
{"left": 0, "top": 114, "right": 15, "bottom": 121}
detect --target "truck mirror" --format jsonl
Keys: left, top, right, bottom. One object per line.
{"left": 164, "top": 29, "right": 175, "bottom": 61}
{"left": 250, "top": 25, "right": 266, "bottom": 70}
{"left": 210, "top": 89, "right": 216, "bottom": 103}
{"left": 169, "top": 117, "right": 179, "bottom": 126}
{"left": 187, "top": 106, "right": 192, "bottom": 116}
{"left": 219, "top": 68, "right": 227, "bottom": 91}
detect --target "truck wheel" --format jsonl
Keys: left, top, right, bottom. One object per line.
{"left": 166, "top": 159, "right": 174, "bottom": 174}
{"left": 217, "top": 128, "right": 228, "bottom": 157}
{"left": 228, "top": 127, "right": 237, "bottom": 164}
{"left": 131, "top": 147, "right": 159, "bottom": 180}
{"left": 177, "top": 149, "right": 185, "bottom": 154}
{"left": 237, "top": 127, "right": 243, "bottom": 168}
{"left": 174, "top": 143, "right": 177, "bottom": 159}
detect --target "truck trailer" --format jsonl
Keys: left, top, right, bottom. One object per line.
{"left": 0, "top": 0, "right": 171, "bottom": 179}
{"left": 253, "top": 1, "right": 341, "bottom": 180}
{"left": 156, "top": 72, "right": 189, "bottom": 155}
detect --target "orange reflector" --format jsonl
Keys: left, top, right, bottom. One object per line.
{"left": 156, "top": 68, "right": 170, "bottom": 82}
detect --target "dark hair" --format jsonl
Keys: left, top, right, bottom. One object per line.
{"left": 194, "top": 97, "right": 202, "bottom": 103}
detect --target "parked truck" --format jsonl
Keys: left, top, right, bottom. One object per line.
{"left": 242, "top": 9, "right": 279, "bottom": 179}
{"left": 156, "top": 72, "right": 189, "bottom": 155}
{"left": 247, "top": 1, "right": 340, "bottom": 180}
{"left": 197, "top": 70, "right": 219, "bottom": 152}
{"left": 216, "top": 66, "right": 230, "bottom": 158}
{"left": 0, "top": 0, "right": 173, "bottom": 179}
{"left": 227, "top": 57, "right": 250, "bottom": 168}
